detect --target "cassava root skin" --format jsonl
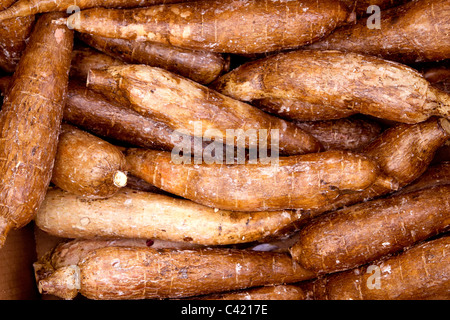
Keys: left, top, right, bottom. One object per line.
{"left": 290, "top": 185, "right": 450, "bottom": 274}
{"left": 394, "top": 161, "right": 450, "bottom": 195}
{"left": 78, "top": 33, "right": 230, "bottom": 84}
{"left": 38, "top": 246, "right": 316, "bottom": 300}
{"left": 300, "top": 236, "right": 450, "bottom": 300}
{"left": 63, "top": 0, "right": 353, "bottom": 54}
{"left": 192, "top": 284, "right": 308, "bottom": 300}
{"left": 125, "top": 148, "right": 383, "bottom": 212}
{"left": 87, "top": 64, "right": 322, "bottom": 155}
{"left": 0, "top": 12, "right": 73, "bottom": 247}
{"left": 0, "top": 77, "right": 204, "bottom": 152}
{"left": 0, "top": 0, "right": 194, "bottom": 21}
{"left": 35, "top": 187, "right": 304, "bottom": 245}
{"left": 34, "top": 238, "right": 205, "bottom": 286}
{"left": 212, "top": 50, "right": 450, "bottom": 123}
{"left": 51, "top": 124, "right": 127, "bottom": 199}
{"left": 300, "top": 117, "right": 450, "bottom": 218}
{"left": 0, "top": 0, "right": 35, "bottom": 72}
{"left": 295, "top": 117, "right": 382, "bottom": 151}
{"left": 306, "top": 0, "right": 450, "bottom": 64}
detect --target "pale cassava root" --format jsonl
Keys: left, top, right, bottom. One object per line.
{"left": 35, "top": 187, "right": 305, "bottom": 245}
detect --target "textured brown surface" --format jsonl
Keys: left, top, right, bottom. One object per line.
{"left": 193, "top": 284, "right": 308, "bottom": 300}
{"left": 0, "top": 0, "right": 35, "bottom": 72}
{"left": 78, "top": 33, "right": 229, "bottom": 84}
{"left": 38, "top": 246, "right": 316, "bottom": 300}
{"left": 0, "top": 0, "right": 194, "bottom": 21}
{"left": 395, "top": 161, "right": 450, "bottom": 195}
{"left": 1, "top": 76, "right": 188, "bottom": 152}
{"left": 301, "top": 236, "right": 450, "bottom": 300}
{"left": 212, "top": 50, "right": 450, "bottom": 123}
{"left": 69, "top": 46, "right": 125, "bottom": 81}
{"left": 0, "top": 12, "right": 73, "bottom": 247}
{"left": 65, "top": 0, "right": 352, "bottom": 54}
{"left": 307, "top": 0, "right": 450, "bottom": 64}
{"left": 51, "top": 124, "right": 127, "bottom": 199}
{"left": 340, "top": 0, "right": 410, "bottom": 15}
{"left": 295, "top": 117, "right": 382, "bottom": 151}
{"left": 304, "top": 118, "right": 450, "bottom": 217}
{"left": 125, "top": 148, "right": 382, "bottom": 212}
{"left": 290, "top": 185, "right": 450, "bottom": 274}
{"left": 64, "top": 80, "right": 197, "bottom": 151}
{"left": 35, "top": 187, "right": 303, "bottom": 245}
{"left": 87, "top": 64, "right": 322, "bottom": 155}
{"left": 33, "top": 238, "right": 205, "bottom": 285}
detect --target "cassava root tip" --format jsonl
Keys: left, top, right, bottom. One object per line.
{"left": 113, "top": 171, "right": 128, "bottom": 188}
{"left": 38, "top": 265, "right": 80, "bottom": 300}
{"left": 438, "top": 118, "right": 450, "bottom": 135}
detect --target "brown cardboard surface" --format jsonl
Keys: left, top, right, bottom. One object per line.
{"left": 0, "top": 223, "right": 38, "bottom": 300}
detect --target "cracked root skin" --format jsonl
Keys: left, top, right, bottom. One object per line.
{"left": 301, "top": 235, "right": 450, "bottom": 300}
{"left": 125, "top": 148, "right": 381, "bottom": 212}
{"left": 35, "top": 187, "right": 303, "bottom": 245}
{"left": 212, "top": 50, "right": 450, "bottom": 123}
{"left": 0, "top": 12, "right": 73, "bottom": 247}
{"left": 0, "top": 0, "right": 35, "bottom": 72}
{"left": 78, "top": 33, "right": 229, "bottom": 85}
{"left": 290, "top": 184, "right": 450, "bottom": 275}
{"left": 38, "top": 246, "right": 316, "bottom": 300}
{"left": 87, "top": 64, "right": 322, "bottom": 155}
{"left": 66, "top": 0, "right": 352, "bottom": 54}
{"left": 51, "top": 123, "right": 127, "bottom": 199}
{"left": 307, "top": 0, "right": 450, "bottom": 64}
{"left": 0, "top": 0, "right": 193, "bottom": 21}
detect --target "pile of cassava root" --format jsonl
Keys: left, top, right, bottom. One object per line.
{"left": 0, "top": 0, "right": 449, "bottom": 300}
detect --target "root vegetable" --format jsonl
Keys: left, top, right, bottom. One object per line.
{"left": 35, "top": 187, "right": 304, "bottom": 245}
{"left": 70, "top": 47, "right": 125, "bottom": 81}
{"left": 193, "top": 284, "right": 308, "bottom": 300}
{"left": 125, "top": 148, "right": 384, "bottom": 212}
{"left": 78, "top": 33, "right": 230, "bottom": 84}
{"left": 0, "top": 12, "right": 73, "bottom": 248}
{"left": 306, "top": 0, "right": 450, "bottom": 64}
{"left": 340, "top": 0, "right": 409, "bottom": 15}
{"left": 0, "top": 76, "right": 204, "bottom": 152}
{"left": 34, "top": 238, "right": 205, "bottom": 285}
{"left": 300, "top": 235, "right": 450, "bottom": 300}
{"left": 0, "top": 0, "right": 193, "bottom": 21}
{"left": 51, "top": 124, "right": 127, "bottom": 199}
{"left": 290, "top": 184, "right": 450, "bottom": 274}
{"left": 65, "top": 80, "right": 202, "bottom": 151}
{"left": 87, "top": 64, "right": 322, "bottom": 155}
{"left": 295, "top": 117, "right": 382, "bottom": 151}
{"left": 305, "top": 118, "right": 450, "bottom": 217}
{"left": 37, "top": 245, "right": 316, "bottom": 300}
{"left": 212, "top": 50, "right": 450, "bottom": 123}
{"left": 0, "top": 0, "right": 35, "bottom": 72}
{"left": 61, "top": 0, "right": 353, "bottom": 55}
